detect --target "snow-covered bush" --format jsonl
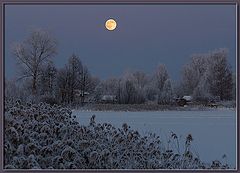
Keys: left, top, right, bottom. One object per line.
{"left": 4, "top": 101, "right": 230, "bottom": 169}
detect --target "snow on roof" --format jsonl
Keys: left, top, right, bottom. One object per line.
{"left": 101, "top": 95, "right": 116, "bottom": 101}
{"left": 182, "top": 96, "right": 192, "bottom": 101}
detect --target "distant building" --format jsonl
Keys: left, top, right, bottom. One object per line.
{"left": 74, "top": 90, "right": 90, "bottom": 97}
{"left": 182, "top": 96, "right": 193, "bottom": 102}
{"left": 100, "top": 95, "right": 117, "bottom": 103}
{"left": 74, "top": 90, "right": 91, "bottom": 103}
{"left": 175, "top": 95, "right": 192, "bottom": 106}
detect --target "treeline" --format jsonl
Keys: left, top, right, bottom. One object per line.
{"left": 180, "top": 50, "right": 235, "bottom": 102}
{"left": 5, "top": 29, "right": 236, "bottom": 106}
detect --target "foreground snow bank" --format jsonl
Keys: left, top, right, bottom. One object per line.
{"left": 4, "top": 100, "right": 230, "bottom": 169}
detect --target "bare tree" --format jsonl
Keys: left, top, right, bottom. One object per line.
{"left": 12, "top": 29, "right": 57, "bottom": 94}
{"left": 56, "top": 54, "right": 83, "bottom": 104}
{"left": 56, "top": 54, "right": 95, "bottom": 105}
{"left": 56, "top": 67, "right": 69, "bottom": 104}
{"left": 39, "top": 61, "right": 57, "bottom": 96}
{"left": 67, "top": 54, "right": 83, "bottom": 103}
{"left": 79, "top": 66, "right": 93, "bottom": 105}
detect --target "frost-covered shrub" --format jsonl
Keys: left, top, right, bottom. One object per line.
{"left": 4, "top": 100, "right": 230, "bottom": 169}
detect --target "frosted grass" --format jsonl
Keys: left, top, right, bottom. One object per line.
{"left": 73, "top": 109, "right": 236, "bottom": 167}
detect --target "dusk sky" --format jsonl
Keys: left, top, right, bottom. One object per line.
{"left": 5, "top": 4, "right": 236, "bottom": 80}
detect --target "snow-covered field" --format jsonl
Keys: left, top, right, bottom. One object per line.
{"left": 72, "top": 109, "right": 236, "bottom": 168}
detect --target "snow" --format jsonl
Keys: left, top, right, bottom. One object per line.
{"left": 73, "top": 109, "right": 236, "bottom": 167}
{"left": 182, "top": 96, "right": 192, "bottom": 101}
{"left": 4, "top": 100, "right": 235, "bottom": 169}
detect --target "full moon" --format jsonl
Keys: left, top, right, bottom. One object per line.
{"left": 105, "top": 19, "right": 117, "bottom": 31}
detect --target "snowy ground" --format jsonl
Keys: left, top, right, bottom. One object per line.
{"left": 72, "top": 109, "right": 236, "bottom": 168}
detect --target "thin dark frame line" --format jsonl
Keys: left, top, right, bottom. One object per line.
{"left": 1, "top": 2, "right": 239, "bottom": 172}
{"left": 236, "top": 2, "right": 239, "bottom": 171}
{"left": 2, "top": 2, "right": 5, "bottom": 172}
{"left": 2, "top": 2, "right": 238, "bottom": 172}
{"left": 2, "top": 2, "right": 238, "bottom": 5}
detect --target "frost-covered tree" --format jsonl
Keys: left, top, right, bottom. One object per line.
{"left": 93, "top": 83, "right": 103, "bottom": 102}
{"left": 124, "top": 80, "right": 137, "bottom": 104}
{"left": 132, "top": 71, "right": 147, "bottom": 103}
{"left": 102, "top": 78, "right": 119, "bottom": 95}
{"left": 116, "top": 78, "right": 123, "bottom": 104}
{"left": 173, "top": 81, "right": 185, "bottom": 99}
{"left": 181, "top": 54, "right": 206, "bottom": 95}
{"left": 158, "top": 79, "right": 173, "bottom": 104}
{"left": 206, "top": 49, "right": 233, "bottom": 100}
{"left": 154, "top": 64, "right": 169, "bottom": 91}
{"left": 192, "top": 75, "right": 212, "bottom": 103}
{"left": 181, "top": 48, "right": 233, "bottom": 101}
{"left": 116, "top": 72, "right": 136, "bottom": 104}
{"left": 144, "top": 75, "right": 157, "bottom": 102}
{"left": 117, "top": 71, "right": 148, "bottom": 104}
{"left": 93, "top": 78, "right": 118, "bottom": 102}
{"left": 145, "top": 85, "right": 157, "bottom": 101}
{"left": 132, "top": 71, "right": 147, "bottom": 90}
{"left": 12, "top": 29, "right": 57, "bottom": 94}
{"left": 153, "top": 64, "right": 169, "bottom": 104}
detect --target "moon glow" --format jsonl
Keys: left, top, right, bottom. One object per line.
{"left": 105, "top": 19, "right": 117, "bottom": 31}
